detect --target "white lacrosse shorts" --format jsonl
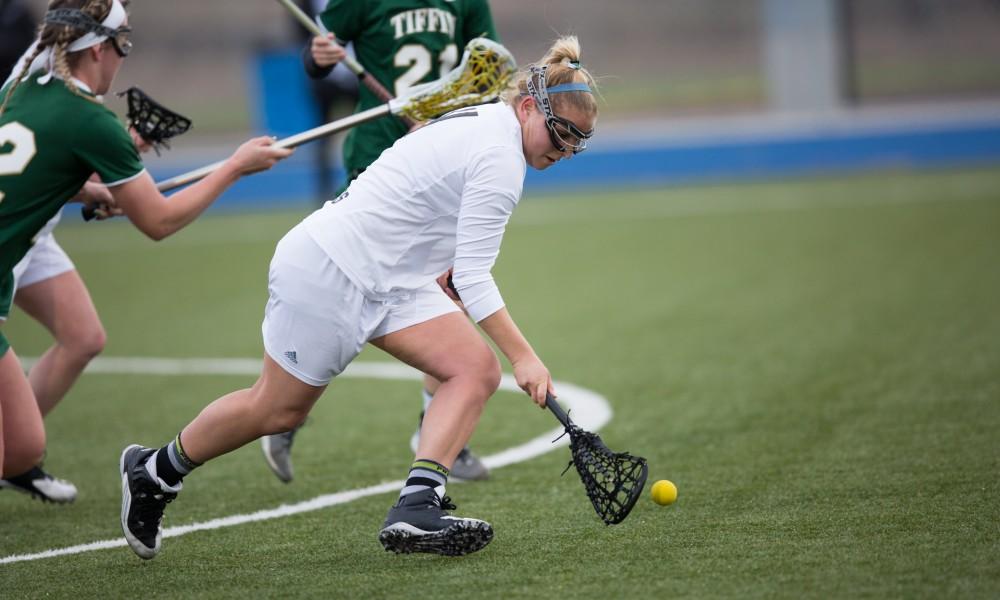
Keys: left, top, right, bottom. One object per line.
{"left": 13, "top": 233, "right": 76, "bottom": 290}
{"left": 262, "top": 224, "right": 461, "bottom": 386}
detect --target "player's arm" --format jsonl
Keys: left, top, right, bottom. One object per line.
{"left": 478, "top": 308, "right": 553, "bottom": 407}
{"left": 110, "top": 137, "right": 292, "bottom": 240}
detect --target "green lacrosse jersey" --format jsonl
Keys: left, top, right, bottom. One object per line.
{"left": 319, "top": 0, "right": 498, "bottom": 175}
{"left": 0, "top": 73, "right": 144, "bottom": 281}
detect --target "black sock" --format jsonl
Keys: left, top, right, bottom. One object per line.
{"left": 152, "top": 432, "right": 201, "bottom": 487}
{"left": 400, "top": 458, "right": 449, "bottom": 498}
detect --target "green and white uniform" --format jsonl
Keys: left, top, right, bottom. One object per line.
{"left": 0, "top": 73, "right": 144, "bottom": 355}
{"left": 318, "top": 0, "right": 498, "bottom": 177}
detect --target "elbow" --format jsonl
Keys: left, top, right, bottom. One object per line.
{"left": 141, "top": 222, "right": 173, "bottom": 242}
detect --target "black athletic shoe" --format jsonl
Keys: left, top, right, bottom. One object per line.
{"left": 378, "top": 488, "right": 493, "bottom": 556}
{"left": 0, "top": 465, "right": 78, "bottom": 503}
{"left": 120, "top": 444, "right": 178, "bottom": 560}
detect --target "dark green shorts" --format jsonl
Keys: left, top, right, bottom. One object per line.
{"left": 0, "top": 270, "right": 12, "bottom": 356}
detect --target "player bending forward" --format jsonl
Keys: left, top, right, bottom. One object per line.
{"left": 120, "top": 36, "right": 598, "bottom": 558}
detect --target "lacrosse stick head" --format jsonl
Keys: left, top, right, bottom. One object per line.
{"left": 390, "top": 38, "right": 516, "bottom": 122}
{"left": 117, "top": 87, "right": 192, "bottom": 154}
{"left": 562, "top": 422, "right": 649, "bottom": 525}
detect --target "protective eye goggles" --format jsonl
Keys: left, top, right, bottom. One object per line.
{"left": 44, "top": 8, "right": 133, "bottom": 57}
{"left": 524, "top": 65, "right": 594, "bottom": 154}
{"left": 108, "top": 27, "right": 133, "bottom": 57}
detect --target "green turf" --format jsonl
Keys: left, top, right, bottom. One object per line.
{"left": 2, "top": 168, "right": 999, "bottom": 598}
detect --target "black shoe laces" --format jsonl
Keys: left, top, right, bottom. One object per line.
{"left": 132, "top": 477, "right": 176, "bottom": 529}
{"left": 432, "top": 494, "right": 457, "bottom": 512}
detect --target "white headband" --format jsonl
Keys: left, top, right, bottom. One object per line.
{"left": 67, "top": 0, "right": 128, "bottom": 53}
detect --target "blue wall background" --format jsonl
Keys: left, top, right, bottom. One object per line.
{"left": 136, "top": 52, "right": 1000, "bottom": 212}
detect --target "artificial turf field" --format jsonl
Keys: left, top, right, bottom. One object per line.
{"left": 2, "top": 167, "right": 998, "bottom": 598}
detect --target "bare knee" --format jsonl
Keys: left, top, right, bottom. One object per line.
{"left": 264, "top": 406, "right": 310, "bottom": 434}
{"left": 248, "top": 385, "right": 315, "bottom": 434}
{"left": 65, "top": 325, "right": 106, "bottom": 362}
{"left": 451, "top": 350, "right": 501, "bottom": 403}
{"left": 480, "top": 354, "right": 502, "bottom": 398}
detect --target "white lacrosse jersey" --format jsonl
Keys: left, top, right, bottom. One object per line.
{"left": 303, "top": 101, "right": 525, "bottom": 323}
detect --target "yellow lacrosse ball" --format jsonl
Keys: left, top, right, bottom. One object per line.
{"left": 651, "top": 480, "right": 677, "bottom": 506}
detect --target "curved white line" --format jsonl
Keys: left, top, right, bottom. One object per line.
{"left": 2, "top": 357, "right": 611, "bottom": 565}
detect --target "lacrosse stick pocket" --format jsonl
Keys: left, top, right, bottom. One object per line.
{"left": 118, "top": 87, "right": 192, "bottom": 155}
{"left": 547, "top": 394, "right": 648, "bottom": 525}
{"left": 83, "top": 88, "right": 193, "bottom": 221}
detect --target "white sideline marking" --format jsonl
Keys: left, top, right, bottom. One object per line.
{"left": 1, "top": 357, "right": 611, "bottom": 565}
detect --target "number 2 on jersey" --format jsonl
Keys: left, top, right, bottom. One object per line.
{"left": 0, "top": 122, "right": 37, "bottom": 204}
{"left": 394, "top": 44, "right": 458, "bottom": 97}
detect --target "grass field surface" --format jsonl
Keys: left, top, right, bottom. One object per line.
{"left": 2, "top": 168, "right": 998, "bottom": 598}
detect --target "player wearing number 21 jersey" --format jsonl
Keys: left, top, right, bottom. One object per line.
{"left": 317, "top": 0, "right": 498, "bottom": 176}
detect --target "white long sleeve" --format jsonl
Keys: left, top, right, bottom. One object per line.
{"left": 303, "top": 102, "right": 525, "bottom": 322}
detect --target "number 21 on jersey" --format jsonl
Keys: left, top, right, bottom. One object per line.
{"left": 394, "top": 43, "right": 458, "bottom": 97}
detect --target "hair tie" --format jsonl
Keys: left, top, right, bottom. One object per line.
{"left": 568, "top": 60, "right": 581, "bottom": 70}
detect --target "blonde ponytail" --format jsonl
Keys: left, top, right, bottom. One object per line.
{"left": 502, "top": 35, "right": 598, "bottom": 119}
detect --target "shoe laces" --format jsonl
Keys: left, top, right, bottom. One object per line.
{"left": 133, "top": 479, "right": 176, "bottom": 527}
{"left": 432, "top": 494, "right": 457, "bottom": 512}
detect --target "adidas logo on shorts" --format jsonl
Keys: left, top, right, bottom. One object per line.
{"left": 284, "top": 351, "right": 298, "bottom": 364}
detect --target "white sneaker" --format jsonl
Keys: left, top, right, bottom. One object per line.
{"left": 0, "top": 464, "right": 78, "bottom": 503}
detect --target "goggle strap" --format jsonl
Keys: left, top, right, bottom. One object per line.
{"left": 44, "top": 9, "right": 129, "bottom": 41}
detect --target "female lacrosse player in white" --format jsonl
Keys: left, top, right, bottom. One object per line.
{"left": 120, "top": 35, "right": 598, "bottom": 559}
{"left": 0, "top": 0, "right": 292, "bottom": 497}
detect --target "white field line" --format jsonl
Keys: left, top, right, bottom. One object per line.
{"left": 1, "top": 357, "right": 610, "bottom": 565}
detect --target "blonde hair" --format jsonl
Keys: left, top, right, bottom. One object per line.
{"left": 0, "top": 0, "right": 114, "bottom": 117}
{"left": 502, "top": 35, "right": 598, "bottom": 120}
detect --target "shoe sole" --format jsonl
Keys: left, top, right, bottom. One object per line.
{"left": 120, "top": 444, "right": 159, "bottom": 560}
{"left": 260, "top": 436, "right": 293, "bottom": 483}
{"left": 378, "top": 521, "right": 494, "bottom": 556}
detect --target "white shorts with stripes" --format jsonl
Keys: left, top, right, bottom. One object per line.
{"left": 262, "top": 223, "right": 460, "bottom": 387}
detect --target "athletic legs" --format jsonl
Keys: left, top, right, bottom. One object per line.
{"left": 0, "top": 347, "right": 46, "bottom": 478}
{"left": 14, "top": 270, "right": 106, "bottom": 416}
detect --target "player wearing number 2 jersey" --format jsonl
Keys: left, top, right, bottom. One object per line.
{"left": 0, "top": 0, "right": 292, "bottom": 495}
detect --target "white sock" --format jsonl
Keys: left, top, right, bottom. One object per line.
{"left": 421, "top": 388, "right": 433, "bottom": 412}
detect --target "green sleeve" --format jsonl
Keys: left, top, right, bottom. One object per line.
{"left": 319, "top": 0, "right": 366, "bottom": 42}
{"left": 463, "top": 0, "right": 498, "bottom": 42}
{"left": 72, "top": 107, "right": 144, "bottom": 186}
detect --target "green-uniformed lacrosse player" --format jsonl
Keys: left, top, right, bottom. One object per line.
{"left": 0, "top": 0, "right": 292, "bottom": 493}
{"left": 261, "top": 0, "right": 499, "bottom": 483}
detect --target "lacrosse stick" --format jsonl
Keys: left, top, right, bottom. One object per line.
{"left": 275, "top": 0, "right": 417, "bottom": 129}
{"left": 82, "top": 87, "right": 192, "bottom": 220}
{"left": 547, "top": 393, "right": 648, "bottom": 525}
{"left": 155, "top": 38, "right": 515, "bottom": 193}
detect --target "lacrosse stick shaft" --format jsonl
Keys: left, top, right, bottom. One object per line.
{"left": 545, "top": 393, "right": 572, "bottom": 428}
{"left": 275, "top": 0, "right": 417, "bottom": 128}
{"left": 154, "top": 104, "right": 389, "bottom": 193}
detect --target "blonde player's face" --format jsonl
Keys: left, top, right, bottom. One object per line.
{"left": 520, "top": 99, "right": 595, "bottom": 170}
